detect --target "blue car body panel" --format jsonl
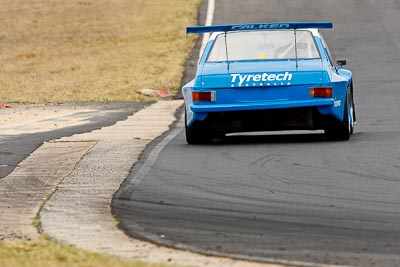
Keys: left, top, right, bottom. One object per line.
{"left": 183, "top": 22, "right": 352, "bottom": 133}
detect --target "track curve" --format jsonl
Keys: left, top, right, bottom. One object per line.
{"left": 113, "top": 1, "right": 400, "bottom": 266}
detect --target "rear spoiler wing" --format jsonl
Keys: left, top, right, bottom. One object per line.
{"left": 187, "top": 22, "right": 333, "bottom": 34}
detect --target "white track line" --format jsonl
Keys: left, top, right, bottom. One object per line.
{"left": 198, "top": 0, "right": 215, "bottom": 59}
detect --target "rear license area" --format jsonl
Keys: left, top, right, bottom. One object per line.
{"left": 235, "top": 87, "right": 290, "bottom": 102}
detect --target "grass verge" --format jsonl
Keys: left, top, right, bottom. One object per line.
{"left": 0, "top": 0, "right": 200, "bottom": 103}
{"left": 0, "top": 240, "right": 175, "bottom": 267}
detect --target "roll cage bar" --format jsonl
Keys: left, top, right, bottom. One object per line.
{"left": 187, "top": 22, "right": 333, "bottom": 70}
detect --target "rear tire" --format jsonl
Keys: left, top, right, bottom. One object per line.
{"left": 325, "top": 95, "right": 351, "bottom": 141}
{"left": 349, "top": 82, "right": 356, "bottom": 134}
{"left": 185, "top": 110, "right": 212, "bottom": 144}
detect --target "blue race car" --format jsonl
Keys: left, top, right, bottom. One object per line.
{"left": 183, "top": 22, "right": 356, "bottom": 144}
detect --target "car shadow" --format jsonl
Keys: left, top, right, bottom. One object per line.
{"left": 212, "top": 132, "right": 327, "bottom": 145}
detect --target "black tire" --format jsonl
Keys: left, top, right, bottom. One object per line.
{"left": 185, "top": 109, "right": 212, "bottom": 144}
{"left": 350, "top": 82, "right": 356, "bottom": 134}
{"left": 324, "top": 95, "right": 351, "bottom": 141}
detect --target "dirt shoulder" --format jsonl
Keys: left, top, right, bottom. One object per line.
{"left": 0, "top": 102, "right": 149, "bottom": 135}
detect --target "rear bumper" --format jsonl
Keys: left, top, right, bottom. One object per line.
{"left": 187, "top": 99, "right": 336, "bottom": 127}
{"left": 190, "top": 99, "right": 334, "bottom": 113}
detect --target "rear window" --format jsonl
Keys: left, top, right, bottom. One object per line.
{"left": 207, "top": 30, "right": 320, "bottom": 62}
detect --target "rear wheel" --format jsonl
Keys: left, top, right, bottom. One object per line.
{"left": 325, "top": 93, "right": 353, "bottom": 141}
{"left": 185, "top": 110, "right": 212, "bottom": 144}
{"left": 349, "top": 82, "right": 356, "bottom": 134}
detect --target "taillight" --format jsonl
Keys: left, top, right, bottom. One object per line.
{"left": 310, "top": 87, "right": 333, "bottom": 98}
{"left": 192, "top": 91, "right": 216, "bottom": 102}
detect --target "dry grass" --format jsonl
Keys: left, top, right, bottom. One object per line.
{"left": 0, "top": 0, "right": 200, "bottom": 103}
{"left": 0, "top": 240, "right": 174, "bottom": 267}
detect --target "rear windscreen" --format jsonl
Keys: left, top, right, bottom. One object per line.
{"left": 207, "top": 30, "right": 320, "bottom": 62}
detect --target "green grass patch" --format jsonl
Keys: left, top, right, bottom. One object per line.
{"left": 0, "top": 240, "right": 176, "bottom": 267}
{"left": 0, "top": 0, "right": 200, "bottom": 103}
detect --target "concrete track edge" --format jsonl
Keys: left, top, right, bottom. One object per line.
{"left": 0, "top": 141, "right": 95, "bottom": 241}
{"left": 38, "top": 100, "right": 288, "bottom": 267}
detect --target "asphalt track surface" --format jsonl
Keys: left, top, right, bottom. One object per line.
{"left": 0, "top": 102, "right": 148, "bottom": 179}
{"left": 113, "top": 1, "right": 400, "bottom": 266}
